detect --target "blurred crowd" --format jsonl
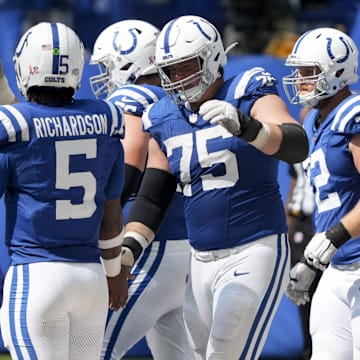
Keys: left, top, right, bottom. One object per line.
{"left": 0, "top": 0, "right": 359, "bottom": 58}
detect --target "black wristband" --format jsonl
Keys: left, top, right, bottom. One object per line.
{"left": 123, "top": 236, "right": 144, "bottom": 263}
{"left": 236, "top": 110, "right": 263, "bottom": 142}
{"left": 325, "top": 222, "right": 351, "bottom": 248}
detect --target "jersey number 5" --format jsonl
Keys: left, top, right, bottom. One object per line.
{"left": 55, "top": 139, "right": 97, "bottom": 219}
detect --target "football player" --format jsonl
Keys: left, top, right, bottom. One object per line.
{"left": 0, "top": 22, "right": 127, "bottom": 360}
{"left": 90, "top": 19, "right": 194, "bottom": 360}
{"left": 284, "top": 27, "right": 360, "bottom": 360}
{"left": 121, "top": 15, "right": 309, "bottom": 359}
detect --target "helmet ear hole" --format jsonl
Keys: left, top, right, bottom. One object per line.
{"left": 335, "top": 69, "right": 344, "bottom": 78}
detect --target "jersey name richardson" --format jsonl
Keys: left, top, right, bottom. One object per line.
{"left": 33, "top": 113, "right": 109, "bottom": 138}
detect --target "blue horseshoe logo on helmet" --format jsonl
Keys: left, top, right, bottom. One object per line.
{"left": 15, "top": 31, "right": 32, "bottom": 57}
{"left": 112, "top": 29, "right": 138, "bottom": 55}
{"left": 193, "top": 20, "right": 218, "bottom": 42}
{"left": 326, "top": 36, "right": 350, "bottom": 63}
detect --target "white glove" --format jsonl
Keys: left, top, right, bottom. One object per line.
{"left": 199, "top": 99, "right": 240, "bottom": 136}
{"left": 304, "top": 232, "right": 337, "bottom": 271}
{"left": 286, "top": 262, "right": 316, "bottom": 306}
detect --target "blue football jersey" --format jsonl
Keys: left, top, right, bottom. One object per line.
{"left": 142, "top": 67, "right": 287, "bottom": 251}
{"left": 0, "top": 99, "right": 125, "bottom": 265}
{"left": 108, "top": 83, "right": 188, "bottom": 241}
{"left": 303, "top": 94, "right": 360, "bottom": 265}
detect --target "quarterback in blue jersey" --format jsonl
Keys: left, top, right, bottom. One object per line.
{"left": 90, "top": 19, "right": 194, "bottom": 360}
{"left": 120, "top": 15, "right": 309, "bottom": 360}
{"left": 283, "top": 27, "right": 360, "bottom": 360}
{"left": 0, "top": 22, "right": 127, "bottom": 360}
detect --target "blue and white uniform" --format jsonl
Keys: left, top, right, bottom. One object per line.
{"left": 0, "top": 99, "right": 125, "bottom": 360}
{"left": 142, "top": 68, "right": 290, "bottom": 359}
{"left": 303, "top": 95, "right": 360, "bottom": 359}
{"left": 102, "top": 84, "right": 194, "bottom": 360}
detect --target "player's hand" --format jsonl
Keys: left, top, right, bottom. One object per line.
{"left": 199, "top": 99, "right": 240, "bottom": 136}
{"left": 286, "top": 262, "right": 316, "bottom": 306}
{"left": 107, "top": 265, "right": 134, "bottom": 311}
{"left": 304, "top": 232, "right": 337, "bottom": 271}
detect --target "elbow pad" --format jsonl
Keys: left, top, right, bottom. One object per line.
{"left": 127, "top": 167, "right": 177, "bottom": 233}
{"left": 121, "top": 164, "right": 142, "bottom": 206}
{"left": 273, "top": 123, "right": 309, "bottom": 164}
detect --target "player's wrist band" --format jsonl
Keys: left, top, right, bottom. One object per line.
{"left": 100, "top": 253, "right": 121, "bottom": 277}
{"left": 121, "top": 231, "right": 149, "bottom": 267}
{"left": 325, "top": 222, "right": 351, "bottom": 248}
{"left": 98, "top": 227, "right": 124, "bottom": 249}
{"left": 236, "top": 110, "right": 263, "bottom": 142}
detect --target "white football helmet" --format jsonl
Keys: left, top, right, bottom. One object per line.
{"left": 283, "top": 27, "right": 358, "bottom": 107}
{"left": 90, "top": 20, "right": 159, "bottom": 98}
{"left": 13, "top": 22, "right": 85, "bottom": 99}
{"left": 155, "top": 15, "right": 227, "bottom": 104}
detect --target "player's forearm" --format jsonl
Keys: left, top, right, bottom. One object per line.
{"left": 0, "top": 75, "right": 17, "bottom": 105}
{"left": 120, "top": 167, "right": 177, "bottom": 267}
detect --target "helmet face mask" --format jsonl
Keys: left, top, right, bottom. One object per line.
{"left": 158, "top": 55, "right": 208, "bottom": 103}
{"left": 155, "top": 15, "right": 227, "bottom": 105}
{"left": 13, "top": 22, "right": 85, "bottom": 100}
{"left": 283, "top": 65, "right": 327, "bottom": 107}
{"left": 90, "top": 20, "right": 159, "bottom": 99}
{"left": 283, "top": 27, "right": 359, "bottom": 107}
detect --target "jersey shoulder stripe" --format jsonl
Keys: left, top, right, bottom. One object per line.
{"left": 101, "top": 99, "right": 125, "bottom": 137}
{"left": 330, "top": 94, "right": 360, "bottom": 134}
{"left": 0, "top": 104, "right": 30, "bottom": 145}
{"left": 224, "top": 67, "right": 278, "bottom": 103}
{"left": 142, "top": 102, "right": 155, "bottom": 131}
{"left": 109, "top": 84, "right": 163, "bottom": 105}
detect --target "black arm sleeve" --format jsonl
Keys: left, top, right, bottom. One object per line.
{"left": 127, "top": 167, "right": 177, "bottom": 234}
{"left": 273, "top": 123, "right": 309, "bottom": 164}
{"left": 121, "top": 164, "right": 142, "bottom": 206}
